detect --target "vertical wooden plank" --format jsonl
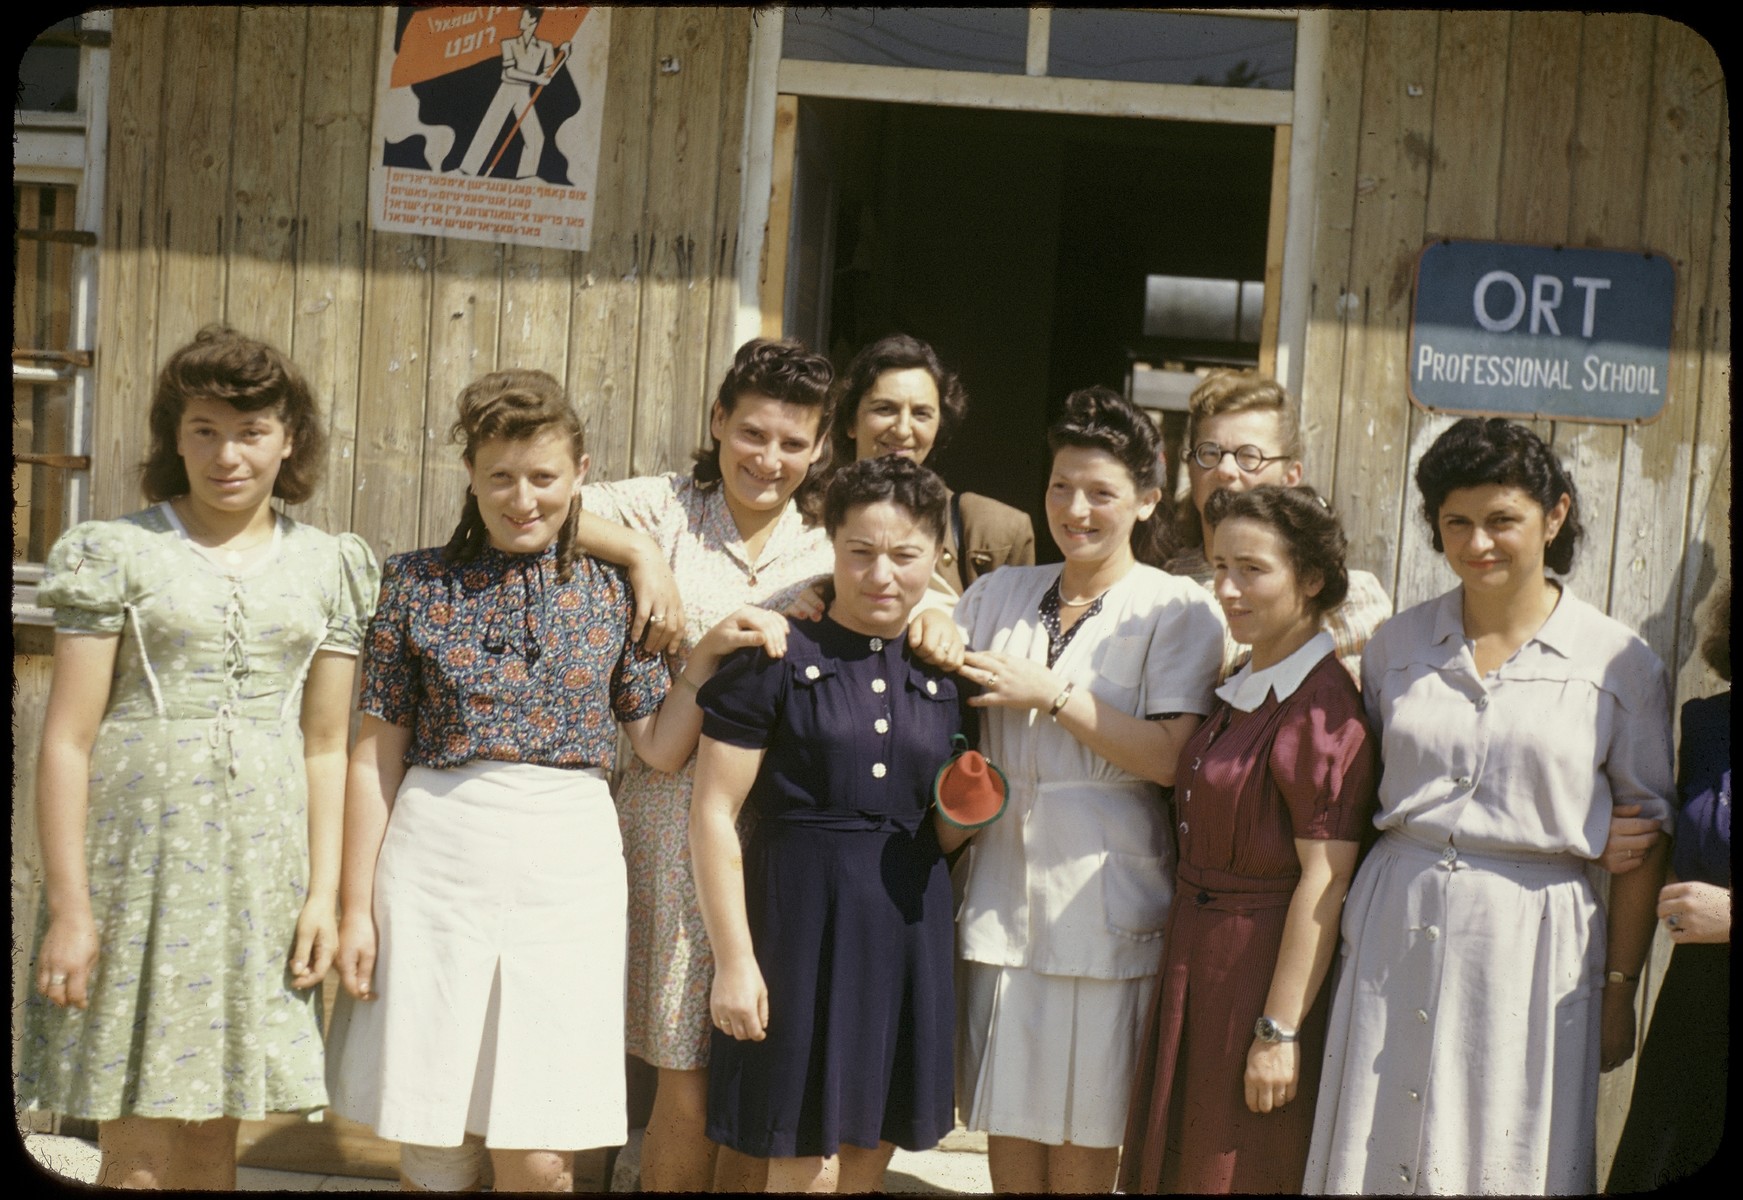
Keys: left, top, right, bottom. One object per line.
{"left": 1326, "top": 10, "right": 1439, "bottom": 592}
{"left": 632, "top": 7, "right": 733, "bottom": 476}
{"left": 284, "top": 6, "right": 378, "bottom": 537}
{"left": 351, "top": 234, "right": 435, "bottom": 562}
{"left": 1493, "top": 10, "right": 1582, "bottom": 449}
{"left": 1556, "top": 13, "right": 1656, "bottom": 611}
{"left": 499, "top": 242, "right": 571, "bottom": 377}
{"left": 1391, "top": 10, "right": 1512, "bottom": 614}
{"left": 224, "top": 5, "right": 309, "bottom": 347}
{"left": 1494, "top": 12, "right": 1580, "bottom": 244}
{"left": 1674, "top": 100, "right": 1731, "bottom": 710}
{"left": 1602, "top": 22, "right": 1723, "bottom": 670}
{"left": 760, "top": 94, "right": 800, "bottom": 342}
{"left": 569, "top": 5, "right": 658, "bottom": 483}
{"left": 92, "top": 5, "right": 170, "bottom": 519}
{"left": 1296, "top": 10, "right": 1366, "bottom": 502}
{"left": 152, "top": 7, "right": 241, "bottom": 357}
{"left": 1256, "top": 125, "right": 1291, "bottom": 379}
{"left": 422, "top": 239, "right": 504, "bottom": 548}
{"left": 702, "top": 8, "right": 755, "bottom": 451}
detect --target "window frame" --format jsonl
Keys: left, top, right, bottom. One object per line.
{"left": 12, "top": 11, "right": 110, "bottom": 625}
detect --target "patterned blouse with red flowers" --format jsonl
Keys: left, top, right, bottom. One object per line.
{"left": 360, "top": 542, "right": 670, "bottom": 770}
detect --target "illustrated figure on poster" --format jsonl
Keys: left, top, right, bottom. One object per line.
{"left": 459, "top": 6, "right": 570, "bottom": 180}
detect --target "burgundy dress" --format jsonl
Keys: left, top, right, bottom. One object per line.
{"left": 1119, "top": 649, "right": 1378, "bottom": 1194}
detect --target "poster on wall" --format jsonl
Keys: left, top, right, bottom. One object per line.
{"left": 369, "top": 5, "right": 611, "bottom": 251}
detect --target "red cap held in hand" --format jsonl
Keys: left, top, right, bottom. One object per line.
{"left": 933, "top": 735, "right": 1008, "bottom": 830}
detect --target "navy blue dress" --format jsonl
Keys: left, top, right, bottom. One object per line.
{"left": 696, "top": 615, "right": 962, "bottom": 1159}
{"left": 1607, "top": 691, "right": 1730, "bottom": 1192}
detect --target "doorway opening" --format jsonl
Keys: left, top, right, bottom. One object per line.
{"left": 779, "top": 97, "right": 1278, "bottom": 560}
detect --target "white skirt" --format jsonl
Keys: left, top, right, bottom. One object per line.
{"left": 325, "top": 761, "right": 628, "bottom": 1151}
{"left": 956, "top": 961, "right": 1156, "bottom": 1148}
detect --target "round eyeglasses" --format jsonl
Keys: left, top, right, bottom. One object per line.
{"left": 1190, "top": 442, "right": 1292, "bottom": 472}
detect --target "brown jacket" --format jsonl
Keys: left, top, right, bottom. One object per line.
{"left": 938, "top": 490, "right": 1036, "bottom": 596}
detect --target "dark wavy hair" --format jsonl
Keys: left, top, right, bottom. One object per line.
{"left": 692, "top": 337, "right": 834, "bottom": 520}
{"left": 1204, "top": 484, "right": 1349, "bottom": 616}
{"left": 1702, "top": 577, "right": 1731, "bottom": 681}
{"left": 827, "top": 334, "right": 969, "bottom": 468}
{"left": 1414, "top": 418, "right": 1583, "bottom": 574}
{"left": 141, "top": 324, "right": 327, "bottom": 504}
{"left": 822, "top": 453, "right": 950, "bottom": 545}
{"left": 444, "top": 369, "right": 586, "bottom": 580}
{"left": 1046, "top": 386, "right": 1170, "bottom": 568}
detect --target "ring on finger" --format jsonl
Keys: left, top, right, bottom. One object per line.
{"left": 47, "top": 973, "right": 67, "bottom": 986}
{"left": 1667, "top": 913, "right": 1681, "bottom": 930}
{"left": 650, "top": 613, "right": 666, "bottom": 624}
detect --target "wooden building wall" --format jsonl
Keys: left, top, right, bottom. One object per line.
{"left": 1299, "top": 11, "right": 1729, "bottom": 702}
{"left": 1294, "top": 12, "right": 1730, "bottom": 1173}
{"left": 15, "top": 5, "right": 1729, "bottom": 1177}
{"left": 91, "top": 6, "right": 756, "bottom": 557}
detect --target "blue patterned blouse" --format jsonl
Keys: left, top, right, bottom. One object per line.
{"left": 360, "top": 543, "right": 669, "bottom": 769}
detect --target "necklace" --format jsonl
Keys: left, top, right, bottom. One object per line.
{"left": 1057, "top": 586, "right": 1112, "bottom": 608}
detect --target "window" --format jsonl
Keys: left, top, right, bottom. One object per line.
{"left": 13, "top": 11, "right": 108, "bottom": 623}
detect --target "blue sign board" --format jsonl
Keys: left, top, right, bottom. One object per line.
{"left": 1408, "top": 241, "right": 1675, "bottom": 423}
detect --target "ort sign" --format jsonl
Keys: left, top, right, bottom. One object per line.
{"left": 1408, "top": 240, "right": 1675, "bottom": 423}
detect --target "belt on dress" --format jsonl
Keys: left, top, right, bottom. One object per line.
{"left": 1176, "top": 861, "right": 1296, "bottom": 910}
{"left": 760, "top": 808, "right": 926, "bottom": 835}
{"left": 1376, "top": 830, "right": 1588, "bottom": 882}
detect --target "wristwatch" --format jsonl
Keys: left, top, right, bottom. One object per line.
{"left": 1254, "top": 1016, "right": 1298, "bottom": 1044}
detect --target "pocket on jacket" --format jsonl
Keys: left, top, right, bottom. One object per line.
{"left": 1102, "top": 850, "right": 1173, "bottom": 941}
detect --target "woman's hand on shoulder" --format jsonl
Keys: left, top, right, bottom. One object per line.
{"left": 784, "top": 583, "right": 827, "bottom": 622}
{"left": 1658, "top": 879, "right": 1731, "bottom": 944}
{"left": 36, "top": 911, "right": 99, "bottom": 1010}
{"left": 627, "top": 550, "right": 687, "bottom": 655}
{"left": 710, "top": 957, "right": 770, "bottom": 1041}
{"left": 289, "top": 896, "right": 338, "bottom": 990}
{"left": 908, "top": 607, "right": 966, "bottom": 672}
{"left": 960, "top": 649, "right": 1060, "bottom": 711}
{"left": 1597, "top": 802, "right": 1663, "bottom": 874}
{"left": 694, "top": 607, "right": 791, "bottom": 666}
{"left": 335, "top": 911, "right": 379, "bottom": 1001}
{"left": 1244, "top": 1038, "right": 1300, "bottom": 1114}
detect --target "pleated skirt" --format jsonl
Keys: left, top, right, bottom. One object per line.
{"left": 325, "top": 761, "right": 627, "bottom": 1151}
{"left": 957, "top": 960, "right": 1156, "bottom": 1148}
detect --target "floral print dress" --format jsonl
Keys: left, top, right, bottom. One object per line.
{"left": 17, "top": 504, "right": 379, "bottom": 1121}
{"left": 582, "top": 474, "right": 832, "bottom": 1070}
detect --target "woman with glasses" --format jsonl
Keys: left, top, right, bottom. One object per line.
{"left": 1166, "top": 371, "right": 1391, "bottom": 681}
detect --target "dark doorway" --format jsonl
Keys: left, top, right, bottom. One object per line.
{"left": 786, "top": 98, "right": 1275, "bottom": 560}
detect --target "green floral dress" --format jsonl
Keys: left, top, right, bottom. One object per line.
{"left": 17, "top": 504, "right": 379, "bottom": 1122}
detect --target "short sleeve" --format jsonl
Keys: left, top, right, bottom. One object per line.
{"left": 954, "top": 573, "right": 989, "bottom": 642}
{"left": 1600, "top": 641, "right": 1675, "bottom": 828}
{"left": 697, "top": 645, "right": 787, "bottom": 749}
{"left": 358, "top": 554, "right": 419, "bottom": 728}
{"left": 581, "top": 474, "right": 682, "bottom": 536}
{"left": 39, "top": 520, "right": 131, "bottom": 634}
{"left": 1142, "top": 586, "right": 1225, "bottom": 716}
{"left": 321, "top": 532, "right": 382, "bottom": 654}
{"left": 1270, "top": 666, "right": 1380, "bottom": 841}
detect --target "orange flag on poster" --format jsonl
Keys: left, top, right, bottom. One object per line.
{"left": 390, "top": 6, "right": 588, "bottom": 90}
